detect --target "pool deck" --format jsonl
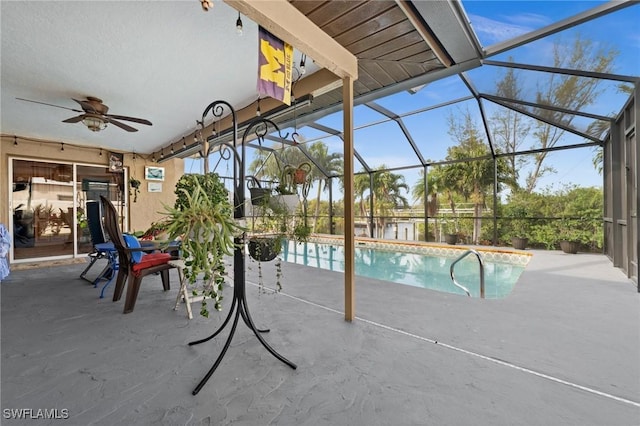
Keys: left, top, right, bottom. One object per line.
{"left": 1, "top": 249, "right": 639, "bottom": 425}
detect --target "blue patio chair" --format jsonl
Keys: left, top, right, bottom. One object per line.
{"left": 80, "top": 200, "right": 119, "bottom": 297}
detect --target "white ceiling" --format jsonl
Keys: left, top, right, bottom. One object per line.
{"left": 1, "top": 1, "right": 316, "bottom": 154}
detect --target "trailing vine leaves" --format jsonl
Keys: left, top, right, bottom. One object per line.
{"left": 161, "top": 179, "right": 243, "bottom": 315}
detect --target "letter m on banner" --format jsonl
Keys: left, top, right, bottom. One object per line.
{"left": 257, "top": 26, "right": 293, "bottom": 106}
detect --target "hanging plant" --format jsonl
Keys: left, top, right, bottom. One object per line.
{"left": 162, "top": 175, "right": 242, "bottom": 316}
{"left": 129, "top": 177, "right": 141, "bottom": 202}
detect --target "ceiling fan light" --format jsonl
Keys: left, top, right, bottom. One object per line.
{"left": 82, "top": 116, "right": 106, "bottom": 132}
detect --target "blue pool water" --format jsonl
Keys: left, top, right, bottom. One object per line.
{"left": 281, "top": 241, "right": 525, "bottom": 299}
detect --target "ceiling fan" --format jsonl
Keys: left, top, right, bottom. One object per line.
{"left": 16, "top": 96, "right": 152, "bottom": 132}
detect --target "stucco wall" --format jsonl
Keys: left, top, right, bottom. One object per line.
{"left": 1, "top": 135, "right": 183, "bottom": 236}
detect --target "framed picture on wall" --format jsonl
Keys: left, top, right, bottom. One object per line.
{"left": 148, "top": 182, "right": 162, "bottom": 193}
{"left": 109, "top": 152, "right": 124, "bottom": 172}
{"left": 145, "top": 166, "right": 165, "bottom": 181}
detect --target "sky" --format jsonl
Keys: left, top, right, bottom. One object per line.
{"left": 188, "top": 1, "right": 640, "bottom": 203}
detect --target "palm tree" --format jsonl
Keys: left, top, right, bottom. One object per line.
{"left": 354, "top": 165, "right": 409, "bottom": 238}
{"left": 412, "top": 167, "right": 441, "bottom": 217}
{"left": 306, "top": 141, "right": 343, "bottom": 232}
{"left": 412, "top": 167, "right": 444, "bottom": 241}
{"left": 443, "top": 110, "right": 512, "bottom": 243}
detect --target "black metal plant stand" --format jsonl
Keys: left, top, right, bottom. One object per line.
{"left": 188, "top": 100, "right": 296, "bottom": 396}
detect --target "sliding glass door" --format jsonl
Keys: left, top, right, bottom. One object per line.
{"left": 9, "top": 158, "right": 126, "bottom": 262}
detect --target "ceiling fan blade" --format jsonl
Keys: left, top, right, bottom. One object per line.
{"left": 62, "top": 115, "right": 85, "bottom": 123}
{"left": 16, "top": 97, "right": 83, "bottom": 113}
{"left": 72, "top": 98, "right": 99, "bottom": 113}
{"left": 104, "top": 117, "right": 138, "bottom": 132}
{"left": 105, "top": 114, "right": 152, "bottom": 126}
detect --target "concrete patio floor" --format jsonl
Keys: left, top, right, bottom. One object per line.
{"left": 1, "top": 249, "right": 639, "bottom": 425}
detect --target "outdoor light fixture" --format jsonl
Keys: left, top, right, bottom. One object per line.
{"left": 14, "top": 136, "right": 17, "bottom": 146}
{"left": 236, "top": 12, "right": 243, "bottom": 35}
{"left": 299, "top": 54, "right": 306, "bottom": 74}
{"left": 157, "top": 141, "right": 204, "bottom": 163}
{"left": 256, "top": 98, "right": 261, "bottom": 116}
{"left": 60, "top": 143, "right": 64, "bottom": 152}
{"left": 82, "top": 115, "right": 107, "bottom": 132}
{"left": 200, "top": 0, "right": 213, "bottom": 12}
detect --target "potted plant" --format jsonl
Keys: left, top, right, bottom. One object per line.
{"left": 248, "top": 235, "right": 284, "bottom": 262}
{"left": 162, "top": 173, "right": 242, "bottom": 316}
{"left": 558, "top": 218, "right": 582, "bottom": 254}
{"left": 129, "top": 177, "right": 141, "bottom": 203}
{"left": 292, "top": 222, "right": 311, "bottom": 243}
{"left": 440, "top": 221, "right": 458, "bottom": 245}
{"left": 247, "top": 176, "right": 271, "bottom": 207}
{"left": 281, "top": 162, "right": 312, "bottom": 186}
{"left": 270, "top": 174, "right": 300, "bottom": 214}
{"left": 508, "top": 206, "right": 529, "bottom": 250}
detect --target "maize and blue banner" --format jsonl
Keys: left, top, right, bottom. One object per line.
{"left": 257, "top": 26, "right": 293, "bottom": 106}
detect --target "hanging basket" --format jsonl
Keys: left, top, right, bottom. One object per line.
{"left": 248, "top": 237, "right": 281, "bottom": 262}
{"left": 247, "top": 176, "right": 271, "bottom": 206}
{"left": 249, "top": 187, "right": 271, "bottom": 206}
{"left": 293, "top": 162, "right": 312, "bottom": 184}
{"left": 269, "top": 194, "right": 300, "bottom": 213}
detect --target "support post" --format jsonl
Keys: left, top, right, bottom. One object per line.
{"left": 343, "top": 77, "right": 355, "bottom": 322}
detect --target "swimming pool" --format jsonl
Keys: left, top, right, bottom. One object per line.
{"left": 281, "top": 238, "right": 531, "bottom": 299}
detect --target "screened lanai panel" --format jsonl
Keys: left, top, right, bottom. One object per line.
{"left": 402, "top": 97, "right": 487, "bottom": 163}
{"left": 461, "top": 1, "right": 614, "bottom": 48}
{"left": 374, "top": 74, "right": 473, "bottom": 116}
{"left": 508, "top": 145, "right": 603, "bottom": 193}
{"left": 353, "top": 119, "right": 420, "bottom": 169}
{"left": 481, "top": 102, "right": 607, "bottom": 153}
{"left": 470, "top": 66, "right": 632, "bottom": 119}
{"left": 312, "top": 104, "right": 389, "bottom": 130}
{"left": 463, "top": 1, "right": 640, "bottom": 75}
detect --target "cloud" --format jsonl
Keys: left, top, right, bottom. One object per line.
{"left": 468, "top": 13, "right": 549, "bottom": 45}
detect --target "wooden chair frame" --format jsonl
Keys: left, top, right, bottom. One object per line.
{"left": 100, "top": 196, "right": 176, "bottom": 313}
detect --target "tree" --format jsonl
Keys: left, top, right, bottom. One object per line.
{"left": 490, "top": 62, "right": 531, "bottom": 192}
{"left": 526, "top": 35, "right": 618, "bottom": 192}
{"left": 306, "top": 141, "right": 343, "bottom": 233}
{"left": 411, "top": 167, "right": 441, "bottom": 217}
{"left": 354, "top": 165, "right": 409, "bottom": 238}
{"left": 442, "top": 110, "right": 512, "bottom": 244}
